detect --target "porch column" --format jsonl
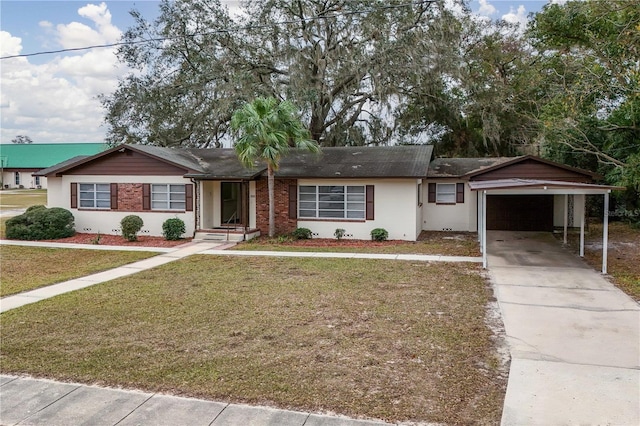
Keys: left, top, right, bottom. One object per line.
{"left": 602, "top": 191, "right": 609, "bottom": 274}
{"left": 579, "top": 197, "right": 585, "bottom": 257}
{"left": 482, "top": 190, "right": 487, "bottom": 269}
{"left": 563, "top": 194, "right": 568, "bottom": 245}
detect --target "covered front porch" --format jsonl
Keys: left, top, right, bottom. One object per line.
{"left": 195, "top": 180, "right": 260, "bottom": 241}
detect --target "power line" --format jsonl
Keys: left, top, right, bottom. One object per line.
{"left": 0, "top": 0, "right": 435, "bottom": 60}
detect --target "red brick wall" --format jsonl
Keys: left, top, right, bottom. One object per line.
{"left": 116, "top": 183, "right": 143, "bottom": 211}
{"left": 256, "top": 178, "right": 297, "bottom": 235}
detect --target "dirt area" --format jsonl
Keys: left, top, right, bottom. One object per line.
{"left": 41, "top": 233, "right": 192, "bottom": 248}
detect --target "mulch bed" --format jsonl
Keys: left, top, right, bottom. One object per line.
{"left": 40, "top": 233, "right": 192, "bottom": 248}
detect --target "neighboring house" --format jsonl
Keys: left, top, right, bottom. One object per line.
{"left": 0, "top": 143, "right": 107, "bottom": 189}
{"left": 35, "top": 144, "right": 620, "bottom": 242}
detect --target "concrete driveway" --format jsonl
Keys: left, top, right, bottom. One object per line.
{"left": 487, "top": 231, "right": 640, "bottom": 425}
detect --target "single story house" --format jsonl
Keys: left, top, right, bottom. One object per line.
{"left": 35, "top": 144, "right": 621, "bottom": 256}
{"left": 0, "top": 143, "right": 107, "bottom": 189}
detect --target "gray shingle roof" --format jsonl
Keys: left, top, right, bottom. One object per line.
{"left": 427, "top": 157, "right": 517, "bottom": 178}
{"left": 275, "top": 145, "right": 433, "bottom": 178}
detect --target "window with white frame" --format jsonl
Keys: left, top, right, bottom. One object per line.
{"left": 299, "top": 185, "right": 365, "bottom": 219}
{"left": 151, "top": 184, "right": 186, "bottom": 210}
{"left": 436, "top": 183, "right": 456, "bottom": 203}
{"left": 35, "top": 176, "right": 41, "bottom": 186}
{"left": 14, "top": 172, "right": 20, "bottom": 186}
{"left": 79, "top": 183, "right": 111, "bottom": 209}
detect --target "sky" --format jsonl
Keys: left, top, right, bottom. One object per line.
{"left": 0, "top": 0, "right": 561, "bottom": 144}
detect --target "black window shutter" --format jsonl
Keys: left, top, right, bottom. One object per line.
{"left": 427, "top": 183, "right": 436, "bottom": 203}
{"left": 288, "top": 184, "right": 297, "bottom": 219}
{"left": 70, "top": 183, "right": 77, "bottom": 208}
{"left": 456, "top": 183, "right": 464, "bottom": 203}
{"left": 185, "top": 184, "right": 193, "bottom": 211}
{"left": 110, "top": 183, "right": 118, "bottom": 210}
{"left": 366, "top": 185, "right": 374, "bottom": 220}
{"left": 142, "top": 184, "right": 151, "bottom": 210}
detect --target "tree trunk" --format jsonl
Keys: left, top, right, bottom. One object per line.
{"left": 268, "top": 164, "right": 275, "bottom": 237}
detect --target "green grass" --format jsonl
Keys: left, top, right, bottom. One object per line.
{"left": 235, "top": 232, "right": 481, "bottom": 257}
{"left": 0, "top": 189, "right": 47, "bottom": 210}
{"left": 0, "top": 256, "right": 506, "bottom": 424}
{"left": 0, "top": 246, "right": 156, "bottom": 297}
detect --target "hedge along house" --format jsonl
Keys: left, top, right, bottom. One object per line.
{"left": 36, "top": 144, "right": 623, "bottom": 271}
{"left": 0, "top": 143, "right": 107, "bottom": 189}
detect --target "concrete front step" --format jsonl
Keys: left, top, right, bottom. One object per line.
{"left": 194, "top": 229, "right": 260, "bottom": 242}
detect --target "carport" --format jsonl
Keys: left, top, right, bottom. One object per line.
{"left": 471, "top": 179, "right": 625, "bottom": 273}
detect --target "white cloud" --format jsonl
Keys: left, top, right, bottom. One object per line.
{"left": 0, "top": 4, "right": 127, "bottom": 143}
{"left": 39, "top": 21, "right": 53, "bottom": 29}
{"left": 478, "top": 0, "right": 497, "bottom": 16}
{"left": 502, "top": 5, "right": 529, "bottom": 28}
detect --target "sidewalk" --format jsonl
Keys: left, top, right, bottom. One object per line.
{"left": 0, "top": 375, "right": 390, "bottom": 426}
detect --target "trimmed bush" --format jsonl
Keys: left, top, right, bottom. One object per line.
{"left": 6, "top": 207, "right": 74, "bottom": 240}
{"left": 162, "top": 218, "right": 186, "bottom": 240}
{"left": 121, "top": 215, "right": 144, "bottom": 242}
{"left": 292, "top": 227, "right": 312, "bottom": 240}
{"left": 370, "top": 228, "right": 389, "bottom": 241}
{"left": 334, "top": 228, "right": 346, "bottom": 240}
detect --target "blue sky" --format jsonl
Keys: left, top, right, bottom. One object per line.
{"left": 0, "top": 0, "right": 556, "bottom": 144}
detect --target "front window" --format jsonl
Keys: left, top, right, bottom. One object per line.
{"left": 436, "top": 183, "right": 456, "bottom": 203}
{"left": 151, "top": 184, "right": 185, "bottom": 210}
{"left": 299, "top": 185, "right": 365, "bottom": 219}
{"left": 35, "top": 176, "right": 41, "bottom": 186}
{"left": 79, "top": 183, "right": 110, "bottom": 209}
{"left": 14, "top": 172, "right": 20, "bottom": 186}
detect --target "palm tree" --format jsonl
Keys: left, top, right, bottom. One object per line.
{"left": 231, "top": 97, "right": 320, "bottom": 237}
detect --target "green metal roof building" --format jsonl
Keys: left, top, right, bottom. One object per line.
{"left": 0, "top": 143, "right": 108, "bottom": 189}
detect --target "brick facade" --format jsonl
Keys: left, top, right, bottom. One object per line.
{"left": 116, "top": 183, "right": 144, "bottom": 211}
{"left": 256, "top": 178, "right": 297, "bottom": 235}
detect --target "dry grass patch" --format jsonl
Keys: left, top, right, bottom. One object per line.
{"left": 0, "top": 190, "right": 47, "bottom": 210}
{"left": 0, "top": 256, "right": 506, "bottom": 424}
{"left": 562, "top": 221, "right": 640, "bottom": 300}
{"left": 235, "top": 231, "right": 480, "bottom": 257}
{"left": 0, "top": 246, "right": 156, "bottom": 297}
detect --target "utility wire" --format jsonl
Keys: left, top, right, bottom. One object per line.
{"left": 0, "top": 0, "right": 435, "bottom": 60}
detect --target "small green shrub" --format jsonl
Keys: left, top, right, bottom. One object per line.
{"left": 121, "top": 215, "right": 144, "bottom": 242}
{"left": 334, "top": 228, "right": 346, "bottom": 240}
{"left": 292, "top": 227, "right": 312, "bottom": 240}
{"left": 277, "top": 234, "right": 292, "bottom": 243}
{"left": 6, "top": 207, "right": 74, "bottom": 240}
{"left": 370, "top": 228, "right": 389, "bottom": 241}
{"left": 162, "top": 218, "right": 186, "bottom": 240}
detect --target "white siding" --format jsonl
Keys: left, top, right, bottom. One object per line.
{"left": 296, "top": 178, "right": 419, "bottom": 241}
{"left": 553, "top": 194, "right": 585, "bottom": 228}
{"left": 422, "top": 180, "right": 477, "bottom": 231}
{"left": 51, "top": 175, "right": 195, "bottom": 237}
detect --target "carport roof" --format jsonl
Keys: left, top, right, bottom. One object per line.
{"left": 468, "top": 179, "right": 625, "bottom": 193}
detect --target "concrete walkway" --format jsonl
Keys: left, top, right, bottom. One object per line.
{"left": 0, "top": 375, "right": 389, "bottom": 426}
{"left": 487, "top": 231, "right": 640, "bottom": 426}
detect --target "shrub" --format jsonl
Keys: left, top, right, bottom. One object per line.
{"left": 162, "top": 218, "right": 186, "bottom": 240}
{"left": 334, "top": 228, "right": 346, "bottom": 240}
{"left": 6, "top": 207, "right": 74, "bottom": 240}
{"left": 121, "top": 215, "right": 144, "bottom": 242}
{"left": 370, "top": 228, "right": 389, "bottom": 241}
{"left": 292, "top": 227, "right": 312, "bottom": 240}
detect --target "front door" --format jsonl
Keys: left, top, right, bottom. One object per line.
{"left": 221, "top": 182, "right": 243, "bottom": 226}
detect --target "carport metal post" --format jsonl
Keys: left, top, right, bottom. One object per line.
{"left": 482, "top": 190, "right": 487, "bottom": 269}
{"left": 580, "top": 198, "right": 585, "bottom": 257}
{"left": 602, "top": 191, "right": 609, "bottom": 274}
{"left": 563, "top": 194, "right": 568, "bottom": 245}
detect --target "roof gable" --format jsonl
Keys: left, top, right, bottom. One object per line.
{"left": 467, "top": 156, "right": 597, "bottom": 182}
{"left": 39, "top": 145, "right": 206, "bottom": 177}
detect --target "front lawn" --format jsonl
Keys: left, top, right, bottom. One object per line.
{"left": 235, "top": 231, "right": 480, "bottom": 257}
{"left": 0, "top": 246, "right": 156, "bottom": 297}
{"left": 0, "top": 256, "right": 506, "bottom": 424}
{"left": 0, "top": 189, "right": 47, "bottom": 210}
{"left": 562, "top": 221, "right": 640, "bottom": 301}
